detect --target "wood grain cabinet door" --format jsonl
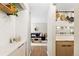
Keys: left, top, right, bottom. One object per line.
{"left": 56, "top": 41, "right": 74, "bottom": 56}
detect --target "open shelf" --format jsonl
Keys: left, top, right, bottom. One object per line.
{"left": 56, "top": 10, "right": 74, "bottom": 13}
{"left": 56, "top": 10, "right": 74, "bottom": 36}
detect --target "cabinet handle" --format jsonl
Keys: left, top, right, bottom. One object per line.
{"left": 18, "top": 43, "right": 24, "bottom": 48}
{"left": 62, "top": 45, "right": 72, "bottom": 47}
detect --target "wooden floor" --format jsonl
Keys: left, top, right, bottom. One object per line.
{"left": 30, "top": 46, "right": 47, "bottom": 56}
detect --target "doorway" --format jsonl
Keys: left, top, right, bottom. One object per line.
{"left": 29, "top": 4, "right": 48, "bottom": 56}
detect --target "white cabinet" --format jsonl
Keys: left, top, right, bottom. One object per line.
{"left": 9, "top": 43, "right": 25, "bottom": 56}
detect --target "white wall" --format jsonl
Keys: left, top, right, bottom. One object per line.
{"left": 31, "top": 16, "right": 47, "bottom": 23}
{"left": 0, "top": 11, "right": 14, "bottom": 47}
{"left": 47, "top": 4, "right": 56, "bottom": 56}
{"left": 31, "top": 23, "right": 47, "bottom": 33}
{"left": 30, "top": 4, "right": 48, "bottom": 34}
{"left": 0, "top": 12, "right": 18, "bottom": 48}
{"left": 74, "top": 4, "right": 79, "bottom": 56}
{"left": 16, "top": 10, "right": 29, "bottom": 41}
{"left": 30, "top": 4, "right": 49, "bottom": 23}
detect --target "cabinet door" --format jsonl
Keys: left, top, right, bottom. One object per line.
{"left": 56, "top": 41, "right": 74, "bottom": 56}
{"left": 16, "top": 43, "right": 25, "bottom": 56}
{"left": 9, "top": 49, "right": 18, "bottom": 56}
{"left": 10, "top": 43, "right": 25, "bottom": 56}
{"left": 30, "top": 46, "right": 47, "bottom": 56}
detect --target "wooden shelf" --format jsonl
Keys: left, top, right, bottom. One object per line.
{"left": 0, "top": 3, "right": 17, "bottom": 14}
{"left": 56, "top": 11, "right": 74, "bottom": 13}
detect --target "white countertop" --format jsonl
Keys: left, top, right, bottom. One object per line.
{"left": 0, "top": 40, "right": 26, "bottom": 56}
{"left": 31, "top": 43, "right": 47, "bottom": 46}
{"left": 56, "top": 36, "right": 74, "bottom": 41}
{"left": 56, "top": 39, "right": 74, "bottom": 41}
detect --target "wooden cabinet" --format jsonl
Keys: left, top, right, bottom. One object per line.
{"left": 30, "top": 46, "right": 47, "bottom": 56}
{"left": 56, "top": 41, "right": 74, "bottom": 56}
{"left": 10, "top": 43, "right": 25, "bottom": 56}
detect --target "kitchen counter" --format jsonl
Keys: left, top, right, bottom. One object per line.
{"left": 56, "top": 39, "right": 74, "bottom": 41}
{"left": 56, "top": 36, "right": 74, "bottom": 41}
{"left": 31, "top": 42, "right": 47, "bottom": 46}
{"left": 0, "top": 39, "right": 26, "bottom": 56}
